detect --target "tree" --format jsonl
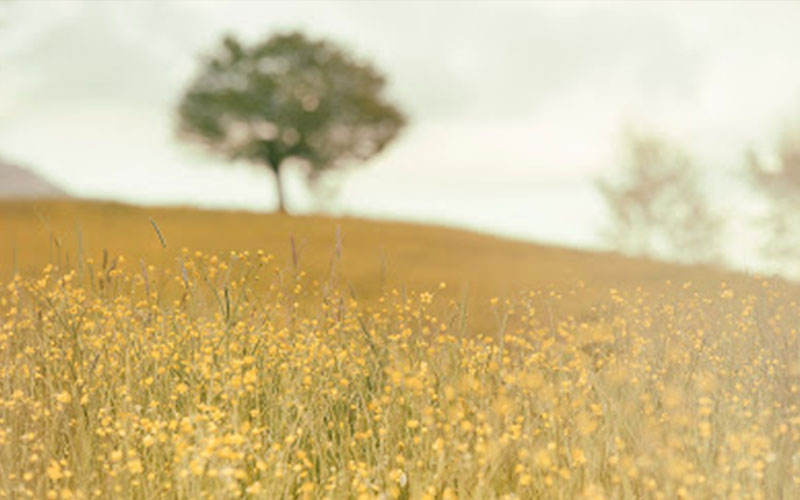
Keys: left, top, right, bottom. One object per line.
{"left": 746, "top": 122, "right": 800, "bottom": 271}
{"left": 597, "top": 132, "right": 723, "bottom": 264}
{"left": 176, "top": 32, "right": 406, "bottom": 213}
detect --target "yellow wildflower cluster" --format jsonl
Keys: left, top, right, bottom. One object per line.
{"left": 1, "top": 253, "right": 799, "bottom": 499}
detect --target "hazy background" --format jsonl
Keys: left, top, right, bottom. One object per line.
{"left": 2, "top": 1, "right": 800, "bottom": 273}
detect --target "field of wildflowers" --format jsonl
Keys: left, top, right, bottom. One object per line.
{"left": 2, "top": 239, "right": 800, "bottom": 499}
{"left": 0, "top": 200, "right": 737, "bottom": 332}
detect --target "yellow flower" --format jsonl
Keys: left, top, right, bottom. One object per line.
{"left": 46, "top": 460, "right": 63, "bottom": 481}
{"left": 246, "top": 482, "right": 263, "bottom": 495}
{"left": 55, "top": 391, "right": 71, "bottom": 404}
{"left": 243, "top": 368, "right": 258, "bottom": 385}
{"left": 127, "top": 459, "right": 143, "bottom": 475}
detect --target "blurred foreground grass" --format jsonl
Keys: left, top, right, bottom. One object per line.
{"left": 1, "top": 209, "right": 800, "bottom": 498}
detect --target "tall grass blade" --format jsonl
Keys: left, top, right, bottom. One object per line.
{"left": 149, "top": 217, "right": 167, "bottom": 249}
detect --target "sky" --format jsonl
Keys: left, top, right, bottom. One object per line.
{"left": 2, "top": 1, "right": 800, "bottom": 273}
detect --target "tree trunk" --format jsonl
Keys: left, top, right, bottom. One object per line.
{"left": 274, "top": 165, "right": 288, "bottom": 214}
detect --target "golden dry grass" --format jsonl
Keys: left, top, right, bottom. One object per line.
{"left": 0, "top": 200, "right": 740, "bottom": 333}
{"left": 2, "top": 199, "right": 799, "bottom": 499}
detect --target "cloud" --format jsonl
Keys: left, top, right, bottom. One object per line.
{"left": 3, "top": 2, "right": 205, "bottom": 108}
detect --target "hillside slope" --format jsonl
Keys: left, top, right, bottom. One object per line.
{"left": 0, "top": 199, "right": 762, "bottom": 331}
{"left": 0, "top": 160, "right": 67, "bottom": 199}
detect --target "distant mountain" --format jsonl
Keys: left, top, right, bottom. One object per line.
{"left": 0, "top": 160, "right": 67, "bottom": 198}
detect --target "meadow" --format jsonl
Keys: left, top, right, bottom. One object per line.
{"left": 1, "top": 200, "right": 799, "bottom": 499}
{"left": 0, "top": 200, "right": 739, "bottom": 330}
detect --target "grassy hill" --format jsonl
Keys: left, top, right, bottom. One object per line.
{"left": 0, "top": 199, "right": 752, "bottom": 332}
{"left": 3, "top": 199, "right": 800, "bottom": 498}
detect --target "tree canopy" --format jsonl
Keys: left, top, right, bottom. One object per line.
{"left": 176, "top": 32, "right": 406, "bottom": 212}
{"left": 746, "top": 122, "right": 800, "bottom": 269}
{"left": 597, "top": 132, "right": 723, "bottom": 264}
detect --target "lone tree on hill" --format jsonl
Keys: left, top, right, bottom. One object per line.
{"left": 176, "top": 32, "right": 406, "bottom": 213}
{"left": 597, "top": 132, "right": 723, "bottom": 264}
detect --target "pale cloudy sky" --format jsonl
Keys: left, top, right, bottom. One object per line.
{"left": 2, "top": 1, "right": 800, "bottom": 271}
